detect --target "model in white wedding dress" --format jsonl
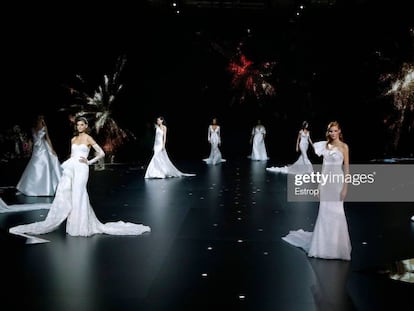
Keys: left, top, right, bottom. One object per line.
{"left": 249, "top": 120, "right": 269, "bottom": 161}
{"left": 9, "top": 116, "right": 151, "bottom": 244}
{"left": 282, "top": 121, "right": 352, "bottom": 260}
{"left": 145, "top": 116, "right": 195, "bottom": 178}
{"left": 267, "top": 121, "right": 313, "bottom": 174}
{"left": 16, "top": 115, "right": 62, "bottom": 196}
{"left": 203, "top": 118, "right": 226, "bottom": 165}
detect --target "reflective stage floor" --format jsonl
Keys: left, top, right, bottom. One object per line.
{"left": 1, "top": 158, "right": 414, "bottom": 311}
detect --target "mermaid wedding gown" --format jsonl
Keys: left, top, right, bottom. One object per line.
{"left": 281, "top": 141, "right": 352, "bottom": 260}
{"left": 267, "top": 130, "right": 313, "bottom": 174}
{"left": 9, "top": 143, "right": 151, "bottom": 244}
{"left": 203, "top": 125, "right": 226, "bottom": 165}
{"left": 16, "top": 126, "right": 62, "bottom": 196}
{"left": 144, "top": 126, "right": 195, "bottom": 178}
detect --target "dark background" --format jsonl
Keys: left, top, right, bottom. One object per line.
{"left": 2, "top": 0, "right": 413, "bottom": 164}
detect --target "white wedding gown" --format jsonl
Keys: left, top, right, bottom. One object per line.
{"left": 267, "top": 130, "right": 313, "bottom": 174}
{"left": 144, "top": 126, "right": 195, "bottom": 178}
{"left": 9, "top": 144, "right": 151, "bottom": 244}
{"left": 203, "top": 125, "right": 226, "bottom": 165}
{"left": 249, "top": 125, "right": 269, "bottom": 161}
{"left": 16, "top": 126, "right": 62, "bottom": 196}
{"left": 282, "top": 141, "right": 352, "bottom": 260}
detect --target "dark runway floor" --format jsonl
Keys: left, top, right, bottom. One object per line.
{"left": 1, "top": 158, "right": 414, "bottom": 311}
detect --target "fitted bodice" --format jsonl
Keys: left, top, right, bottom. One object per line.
{"left": 314, "top": 141, "right": 343, "bottom": 164}
{"left": 253, "top": 125, "right": 266, "bottom": 135}
{"left": 71, "top": 144, "right": 90, "bottom": 158}
{"left": 208, "top": 125, "right": 221, "bottom": 144}
{"left": 300, "top": 130, "right": 309, "bottom": 144}
{"left": 314, "top": 141, "right": 344, "bottom": 176}
{"left": 321, "top": 146, "right": 344, "bottom": 166}
{"left": 300, "top": 130, "right": 309, "bottom": 139}
{"left": 209, "top": 125, "right": 220, "bottom": 134}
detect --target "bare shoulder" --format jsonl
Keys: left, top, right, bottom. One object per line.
{"left": 86, "top": 134, "right": 97, "bottom": 145}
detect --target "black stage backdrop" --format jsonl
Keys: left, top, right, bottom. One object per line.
{"left": 2, "top": 1, "right": 413, "bottom": 164}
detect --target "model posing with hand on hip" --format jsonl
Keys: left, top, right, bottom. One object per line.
{"left": 10, "top": 116, "right": 151, "bottom": 243}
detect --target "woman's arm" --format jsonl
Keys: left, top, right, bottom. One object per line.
{"left": 44, "top": 127, "right": 57, "bottom": 155}
{"left": 162, "top": 126, "right": 167, "bottom": 149}
{"left": 87, "top": 143, "right": 105, "bottom": 165}
{"left": 79, "top": 135, "right": 105, "bottom": 165}
{"left": 341, "top": 143, "right": 350, "bottom": 201}
{"left": 296, "top": 131, "right": 301, "bottom": 152}
{"left": 308, "top": 132, "right": 314, "bottom": 148}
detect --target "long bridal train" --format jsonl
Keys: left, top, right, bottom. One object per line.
{"left": 0, "top": 197, "right": 51, "bottom": 214}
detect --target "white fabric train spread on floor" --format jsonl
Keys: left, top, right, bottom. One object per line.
{"left": 145, "top": 125, "right": 196, "bottom": 178}
{"left": 9, "top": 144, "right": 151, "bottom": 244}
{"left": 0, "top": 198, "right": 51, "bottom": 214}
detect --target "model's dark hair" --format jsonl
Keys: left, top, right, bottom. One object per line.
{"left": 157, "top": 116, "right": 166, "bottom": 126}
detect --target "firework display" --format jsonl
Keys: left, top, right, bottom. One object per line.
{"left": 381, "top": 62, "right": 414, "bottom": 151}
{"left": 62, "top": 55, "right": 135, "bottom": 160}
{"left": 210, "top": 38, "right": 277, "bottom": 105}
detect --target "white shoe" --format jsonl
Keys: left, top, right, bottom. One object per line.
{"left": 411, "top": 216, "right": 414, "bottom": 222}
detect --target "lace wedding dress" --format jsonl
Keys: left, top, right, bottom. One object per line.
{"left": 9, "top": 144, "right": 151, "bottom": 244}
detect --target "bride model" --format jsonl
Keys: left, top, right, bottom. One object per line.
{"left": 144, "top": 116, "right": 195, "bottom": 178}
{"left": 203, "top": 117, "right": 226, "bottom": 165}
{"left": 9, "top": 116, "right": 151, "bottom": 243}
{"left": 248, "top": 119, "right": 269, "bottom": 161}
{"left": 267, "top": 121, "right": 313, "bottom": 174}
{"left": 281, "top": 121, "right": 352, "bottom": 260}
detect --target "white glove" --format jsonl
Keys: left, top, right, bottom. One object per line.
{"left": 87, "top": 144, "right": 105, "bottom": 165}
